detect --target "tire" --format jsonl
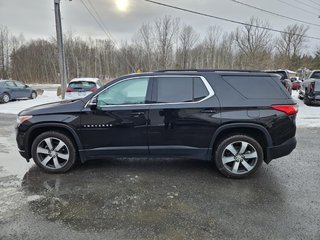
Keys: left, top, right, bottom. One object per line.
{"left": 0, "top": 93, "right": 10, "bottom": 103}
{"left": 214, "top": 135, "right": 263, "bottom": 179}
{"left": 31, "top": 131, "right": 77, "bottom": 173}
{"left": 303, "top": 93, "right": 312, "bottom": 106}
{"left": 30, "top": 91, "right": 37, "bottom": 99}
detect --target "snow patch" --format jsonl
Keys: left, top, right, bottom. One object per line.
{"left": 0, "top": 90, "right": 60, "bottom": 114}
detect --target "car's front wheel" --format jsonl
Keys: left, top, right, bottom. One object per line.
{"left": 31, "top": 131, "right": 77, "bottom": 173}
{"left": 214, "top": 135, "right": 263, "bottom": 178}
{"left": 0, "top": 93, "right": 10, "bottom": 103}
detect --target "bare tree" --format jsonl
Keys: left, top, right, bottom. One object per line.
{"left": 178, "top": 24, "right": 199, "bottom": 68}
{"left": 153, "top": 16, "right": 180, "bottom": 69}
{"left": 275, "top": 24, "right": 309, "bottom": 68}
{"left": 203, "top": 26, "right": 222, "bottom": 68}
{"left": 136, "top": 23, "right": 154, "bottom": 71}
{"left": 0, "top": 26, "right": 10, "bottom": 79}
{"left": 234, "top": 17, "right": 273, "bottom": 69}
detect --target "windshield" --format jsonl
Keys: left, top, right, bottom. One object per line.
{"left": 310, "top": 72, "right": 320, "bottom": 79}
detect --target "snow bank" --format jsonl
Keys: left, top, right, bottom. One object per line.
{"left": 292, "top": 91, "right": 320, "bottom": 128}
{"left": 0, "top": 91, "right": 60, "bottom": 114}
{"left": 0, "top": 87, "right": 319, "bottom": 128}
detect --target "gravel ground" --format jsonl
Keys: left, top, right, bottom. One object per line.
{"left": 0, "top": 114, "right": 319, "bottom": 240}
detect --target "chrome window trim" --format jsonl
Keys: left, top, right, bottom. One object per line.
{"left": 85, "top": 75, "right": 215, "bottom": 108}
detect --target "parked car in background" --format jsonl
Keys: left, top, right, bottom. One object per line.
{"left": 0, "top": 80, "right": 37, "bottom": 103}
{"left": 16, "top": 69, "right": 297, "bottom": 178}
{"left": 265, "top": 70, "right": 292, "bottom": 95}
{"left": 290, "top": 77, "right": 303, "bottom": 90}
{"left": 65, "top": 78, "right": 103, "bottom": 99}
{"left": 299, "top": 70, "right": 320, "bottom": 105}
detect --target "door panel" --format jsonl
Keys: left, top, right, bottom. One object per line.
{"left": 5, "top": 81, "right": 18, "bottom": 98}
{"left": 79, "top": 77, "right": 152, "bottom": 158}
{"left": 79, "top": 106, "right": 149, "bottom": 158}
{"left": 148, "top": 76, "right": 221, "bottom": 159}
{"left": 14, "top": 81, "right": 30, "bottom": 98}
{"left": 148, "top": 104, "right": 221, "bottom": 158}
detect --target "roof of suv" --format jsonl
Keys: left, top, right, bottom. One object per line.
{"left": 154, "top": 69, "right": 263, "bottom": 73}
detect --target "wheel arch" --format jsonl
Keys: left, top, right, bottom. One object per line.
{"left": 25, "top": 123, "right": 86, "bottom": 162}
{"left": 208, "top": 123, "right": 273, "bottom": 163}
{"left": 1, "top": 91, "right": 11, "bottom": 101}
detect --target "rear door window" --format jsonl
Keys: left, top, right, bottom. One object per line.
{"left": 155, "top": 77, "right": 209, "bottom": 103}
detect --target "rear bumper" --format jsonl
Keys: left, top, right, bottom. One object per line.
{"left": 266, "top": 136, "right": 297, "bottom": 163}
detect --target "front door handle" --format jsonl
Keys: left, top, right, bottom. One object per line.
{"left": 200, "top": 109, "right": 217, "bottom": 113}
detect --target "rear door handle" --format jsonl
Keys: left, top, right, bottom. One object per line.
{"left": 131, "top": 112, "right": 145, "bottom": 117}
{"left": 200, "top": 109, "right": 217, "bottom": 113}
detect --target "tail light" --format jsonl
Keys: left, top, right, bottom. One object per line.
{"left": 89, "top": 87, "right": 97, "bottom": 92}
{"left": 272, "top": 104, "right": 298, "bottom": 116}
{"left": 66, "top": 88, "right": 73, "bottom": 92}
{"left": 310, "top": 82, "right": 315, "bottom": 93}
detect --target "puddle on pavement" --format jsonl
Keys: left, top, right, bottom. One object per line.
{"left": 17, "top": 159, "right": 286, "bottom": 238}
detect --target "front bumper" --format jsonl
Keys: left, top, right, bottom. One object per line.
{"left": 266, "top": 136, "right": 297, "bottom": 163}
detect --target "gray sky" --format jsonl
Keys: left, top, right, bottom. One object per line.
{"left": 0, "top": 0, "right": 319, "bottom": 54}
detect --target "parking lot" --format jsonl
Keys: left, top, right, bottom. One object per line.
{"left": 0, "top": 109, "right": 319, "bottom": 239}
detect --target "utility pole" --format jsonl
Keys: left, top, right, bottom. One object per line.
{"left": 54, "top": 0, "right": 67, "bottom": 99}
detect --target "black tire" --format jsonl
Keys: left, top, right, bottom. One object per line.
{"left": 31, "top": 131, "right": 77, "bottom": 173}
{"left": 303, "top": 93, "right": 312, "bottom": 106}
{"left": 214, "top": 135, "right": 263, "bottom": 179}
{"left": 0, "top": 93, "right": 10, "bottom": 103}
{"left": 29, "top": 91, "right": 37, "bottom": 99}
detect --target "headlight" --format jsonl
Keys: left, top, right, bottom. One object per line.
{"left": 17, "top": 115, "right": 32, "bottom": 125}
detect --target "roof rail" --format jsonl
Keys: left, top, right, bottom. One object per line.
{"left": 154, "top": 69, "right": 262, "bottom": 73}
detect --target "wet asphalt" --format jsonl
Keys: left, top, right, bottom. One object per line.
{"left": 0, "top": 113, "right": 319, "bottom": 240}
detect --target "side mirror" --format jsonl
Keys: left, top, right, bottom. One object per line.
{"left": 25, "top": 85, "right": 29, "bottom": 88}
{"left": 89, "top": 97, "right": 97, "bottom": 110}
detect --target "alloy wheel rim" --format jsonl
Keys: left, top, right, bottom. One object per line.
{"left": 32, "top": 92, "right": 36, "bottom": 99}
{"left": 3, "top": 94, "right": 9, "bottom": 102}
{"left": 222, "top": 141, "right": 258, "bottom": 175}
{"left": 36, "top": 137, "right": 70, "bottom": 170}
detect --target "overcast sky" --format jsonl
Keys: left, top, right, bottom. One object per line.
{"left": 0, "top": 0, "right": 319, "bottom": 54}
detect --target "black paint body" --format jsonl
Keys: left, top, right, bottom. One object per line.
{"left": 16, "top": 71, "right": 297, "bottom": 164}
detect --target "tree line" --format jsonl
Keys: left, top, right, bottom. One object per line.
{"left": 0, "top": 16, "right": 319, "bottom": 83}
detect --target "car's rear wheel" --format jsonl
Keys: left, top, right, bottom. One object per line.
{"left": 214, "top": 135, "right": 263, "bottom": 178}
{"left": 30, "top": 91, "right": 37, "bottom": 99}
{"left": 303, "top": 93, "right": 312, "bottom": 106}
{"left": 0, "top": 93, "right": 10, "bottom": 103}
{"left": 31, "top": 131, "right": 77, "bottom": 173}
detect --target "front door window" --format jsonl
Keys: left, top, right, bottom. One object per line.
{"left": 97, "top": 78, "right": 149, "bottom": 107}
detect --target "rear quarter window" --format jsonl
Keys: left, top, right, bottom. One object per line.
{"left": 222, "top": 75, "right": 288, "bottom": 99}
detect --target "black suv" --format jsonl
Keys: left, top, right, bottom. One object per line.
{"left": 16, "top": 70, "right": 298, "bottom": 178}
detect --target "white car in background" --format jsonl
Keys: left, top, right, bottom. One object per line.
{"left": 65, "top": 78, "right": 103, "bottom": 99}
